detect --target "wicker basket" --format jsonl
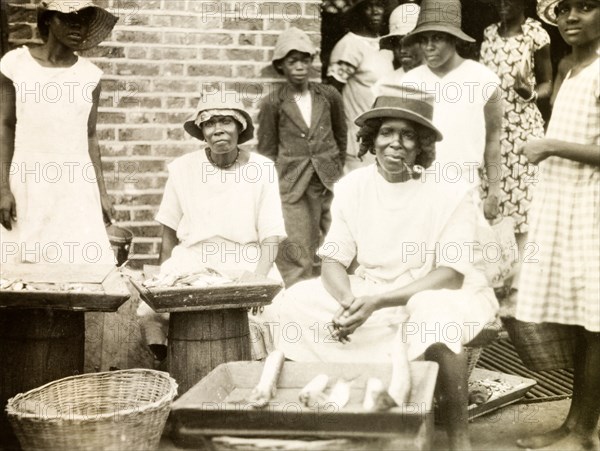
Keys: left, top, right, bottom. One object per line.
{"left": 6, "top": 369, "right": 178, "bottom": 451}
{"left": 501, "top": 317, "right": 576, "bottom": 371}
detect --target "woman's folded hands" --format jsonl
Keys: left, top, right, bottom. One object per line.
{"left": 331, "top": 295, "right": 380, "bottom": 342}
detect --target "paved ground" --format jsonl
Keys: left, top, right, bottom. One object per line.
{"left": 159, "top": 399, "right": 571, "bottom": 450}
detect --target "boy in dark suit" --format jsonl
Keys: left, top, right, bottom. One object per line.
{"left": 258, "top": 27, "right": 347, "bottom": 287}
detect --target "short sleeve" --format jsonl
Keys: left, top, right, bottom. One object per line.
{"left": 436, "top": 194, "right": 479, "bottom": 276}
{"left": 327, "top": 61, "right": 357, "bottom": 84}
{"left": 317, "top": 182, "right": 356, "bottom": 267}
{"left": 329, "top": 34, "right": 362, "bottom": 68}
{"left": 530, "top": 20, "right": 551, "bottom": 50}
{"left": 155, "top": 175, "right": 182, "bottom": 231}
{"left": 0, "top": 48, "right": 21, "bottom": 81}
{"left": 257, "top": 163, "right": 287, "bottom": 241}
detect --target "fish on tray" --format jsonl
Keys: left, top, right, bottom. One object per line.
{"left": 142, "top": 267, "right": 233, "bottom": 288}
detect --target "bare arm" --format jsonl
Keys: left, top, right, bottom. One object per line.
{"left": 482, "top": 85, "right": 503, "bottom": 218}
{"left": 254, "top": 235, "right": 281, "bottom": 277}
{"left": 321, "top": 259, "right": 355, "bottom": 308}
{"left": 158, "top": 225, "right": 178, "bottom": 264}
{"left": 533, "top": 44, "right": 553, "bottom": 101}
{"left": 0, "top": 71, "right": 17, "bottom": 229}
{"left": 523, "top": 139, "right": 600, "bottom": 166}
{"left": 87, "top": 84, "right": 113, "bottom": 224}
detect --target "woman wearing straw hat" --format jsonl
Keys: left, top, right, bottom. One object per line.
{"left": 400, "top": 0, "right": 503, "bottom": 220}
{"left": 327, "top": 0, "right": 395, "bottom": 173}
{"left": 263, "top": 85, "right": 498, "bottom": 451}
{"left": 0, "top": 0, "right": 118, "bottom": 264}
{"left": 513, "top": 1, "right": 600, "bottom": 449}
{"left": 137, "top": 95, "right": 287, "bottom": 362}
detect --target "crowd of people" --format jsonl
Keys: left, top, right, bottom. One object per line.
{"left": 0, "top": 0, "right": 598, "bottom": 450}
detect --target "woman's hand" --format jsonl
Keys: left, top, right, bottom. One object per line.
{"left": 514, "top": 71, "right": 533, "bottom": 100}
{"left": 522, "top": 139, "right": 554, "bottom": 165}
{"left": 0, "top": 187, "right": 17, "bottom": 230}
{"left": 483, "top": 193, "right": 500, "bottom": 220}
{"left": 332, "top": 295, "right": 379, "bottom": 340}
{"left": 101, "top": 192, "right": 115, "bottom": 225}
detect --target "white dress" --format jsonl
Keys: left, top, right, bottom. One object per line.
{"left": 0, "top": 47, "right": 114, "bottom": 265}
{"left": 400, "top": 60, "right": 501, "bottom": 189}
{"left": 264, "top": 166, "right": 498, "bottom": 362}
{"left": 137, "top": 150, "right": 288, "bottom": 351}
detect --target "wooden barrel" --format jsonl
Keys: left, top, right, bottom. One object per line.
{"left": 168, "top": 309, "right": 251, "bottom": 394}
{"left": 0, "top": 309, "right": 85, "bottom": 447}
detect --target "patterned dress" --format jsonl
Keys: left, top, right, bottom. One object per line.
{"left": 480, "top": 18, "right": 550, "bottom": 234}
{"left": 516, "top": 58, "right": 600, "bottom": 332}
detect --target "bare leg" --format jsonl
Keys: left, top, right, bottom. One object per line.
{"left": 425, "top": 343, "right": 471, "bottom": 451}
{"left": 516, "top": 328, "right": 595, "bottom": 449}
{"left": 510, "top": 232, "right": 527, "bottom": 289}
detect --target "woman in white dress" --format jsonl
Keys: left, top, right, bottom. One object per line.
{"left": 265, "top": 85, "right": 498, "bottom": 451}
{"left": 0, "top": 0, "right": 118, "bottom": 265}
{"left": 137, "top": 95, "right": 287, "bottom": 362}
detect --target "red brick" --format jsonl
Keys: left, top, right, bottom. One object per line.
{"left": 222, "top": 18, "right": 263, "bottom": 31}
{"left": 118, "top": 128, "right": 165, "bottom": 141}
{"left": 224, "top": 48, "right": 263, "bottom": 61}
{"left": 153, "top": 80, "right": 198, "bottom": 92}
{"left": 132, "top": 208, "right": 159, "bottom": 221}
{"left": 201, "top": 48, "right": 222, "bottom": 59}
{"left": 123, "top": 224, "right": 162, "bottom": 238}
{"left": 113, "top": 192, "right": 164, "bottom": 206}
{"left": 98, "top": 112, "right": 127, "bottom": 124}
{"left": 149, "top": 14, "right": 171, "bottom": 27}
{"left": 150, "top": 143, "right": 194, "bottom": 157}
{"left": 8, "top": 5, "right": 36, "bottom": 22}
{"left": 235, "top": 65, "right": 257, "bottom": 78}
{"left": 188, "top": 64, "right": 232, "bottom": 77}
{"left": 169, "top": 14, "right": 198, "bottom": 28}
{"left": 114, "top": 30, "right": 160, "bottom": 44}
{"left": 97, "top": 128, "right": 116, "bottom": 140}
{"left": 238, "top": 33, "right": 257, "bottom": 45}
{"left": 130, "top": 241, "right": 157, "bottom": 255}
{"left": 125, "top": 47, "right": 148, "bottom": 59}
{"left": 81, "top": 45, "right": 126, "bottom": 58}
{"left": 150, "top": 47, "right": 198, "bottom": 60}
{"left": 167, "top": 128, "right": 185, "bottom": 140}
{"left": 162, "top": 64, "right": 184, "bottom": 76}
{"left": 116, "top": 62, "right": 160, "bottom": 76}
{"left": 164, "top": 97, "right": 187, "bottom": 108}
{"left": 9, "top": 23, "right": 33, "bottom": 40}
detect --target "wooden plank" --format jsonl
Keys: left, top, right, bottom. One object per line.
{"left": 2, "top": 263, "right": 115, "bottom": 284}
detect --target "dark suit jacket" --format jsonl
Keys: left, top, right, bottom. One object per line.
{"left": 257, "top": 82, "right": 347, "bottom": 203}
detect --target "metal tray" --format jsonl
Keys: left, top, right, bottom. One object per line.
{"left": 170, "top": 361, "right": 439, "bottom": 445}
{"left": 468, "top": 368, "right": 537, "bottom": 420}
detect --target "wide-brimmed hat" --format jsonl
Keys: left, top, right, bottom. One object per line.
{"left": 404, "top": 0, "right": 475, "bottom": 44}
{"left": 272, "top": 27, "right": 317, "bottom": 74}
{"left": 183, "top": 95, "right": 254, "bottom": 144}
{"left": 355, "top": 84, "right": 443, "bottom": 141}
{"left": 379, "top": 3, "right": 421, "bottom": 48}
{"left": 37, "top": 0, "right": 118, "bottom": 50}
{"left": 536, "top": 0, "right": 568, "bottom": 25}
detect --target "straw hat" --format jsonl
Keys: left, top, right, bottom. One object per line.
{"left": 183, "top": 94, "right": 255, "bottom": 144}
{"left": 355, "top": 84, "right": 443, "bottom": 141}
{"left": 379, "top": 3, "right": 421, "bottom": 48}
{"left": 404, "top": 0, "right": 475, "bottom": 44}
{"left": 536, "top": 0, "right": 563, "bottom": 25}
{"left": 37, "top": 0, "right": 118, "bottom": 50}
{"left": 272, "top": 27, "right": 317, "bottom": 74}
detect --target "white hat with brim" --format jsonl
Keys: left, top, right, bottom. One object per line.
{"left": 379, "top": 3, "right": 421, "bottom": 48}
{"left": 355, "top": 85, "right": 443, "bottom": 142}
{"left": 183, "top": 96, "right": 255, "bottom": 144}
{"left": 536, "top": 0, "right": 561, "bottom": 25}
{"left": 37, "top": 0, "right": 118, "bottom": 50}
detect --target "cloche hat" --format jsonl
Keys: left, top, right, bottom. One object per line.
{"left": 379, "top": 3, "right": 421, "bottom": 48}
{"left": 37, "top": 0, "right": 118, "bottom": 50}
{"left": 404, "top": 0, "right": 475, "bottom": 44}
{"left": 355, "top": 84, "right": 443, "bottom": 141}
{"left": 272, "top": 27, "right": 317, "bottom": 75}
{"left": 184, "top": 94, "right": 255, "bottom": 144}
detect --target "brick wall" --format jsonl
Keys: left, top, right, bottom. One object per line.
{"left": 5, "top": 0, "right": 322, "bottom": 267}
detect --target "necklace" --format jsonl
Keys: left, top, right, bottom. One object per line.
{"left": 206, "top": 148, "right": 240, "bottom": 169}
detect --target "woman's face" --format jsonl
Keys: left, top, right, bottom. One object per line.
{"left": 201, "top": 116, "right": 240, "bottom": 154}
{"left": 374, "top": 118, "right": 420, "bottom": 182}
{"left": 362, "top": 0, "right": 385, "bottom": 34}
{"left": 495, "top": 0, "right": 525, "bottom": 22}
{"left": 396, "top": 41, "right": 424, "bottom": 72}
{"left": 418, "top": 32, "right": 457, "bottom": 72}
{"left": 47, "top": 9, "right": 93, "bottom": 49}
{"left": 555, "top": 0, "right": 600, "bottom": 46}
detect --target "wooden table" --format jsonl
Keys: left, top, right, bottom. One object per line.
{"left": 0, "top": 264, "right": 131, "bottom": 448}
{"left": 134, "top": 273, "right": 282, "bottom": 395}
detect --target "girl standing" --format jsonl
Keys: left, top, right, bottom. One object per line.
{"left": 516, "top": 0, "right": 599, "bottom": 449}
{"left": 0, "top": 1, "right": 117, "bottom": 265}
{"left": 480, "top": 0, "right": 553, "bottom": 293}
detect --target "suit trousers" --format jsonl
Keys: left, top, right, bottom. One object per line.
{"left": 277, "top": 174, "right": 333, "bottom": 288}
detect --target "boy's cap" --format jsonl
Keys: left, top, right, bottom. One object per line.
{"left": 37, "top": 0, "right": 118, "bottom": 50}
{"left": 272, "top": 27, "right": 317, "bottom": 74}
{"left": 380, "top": 3, "right": 421, "bottom": 48}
